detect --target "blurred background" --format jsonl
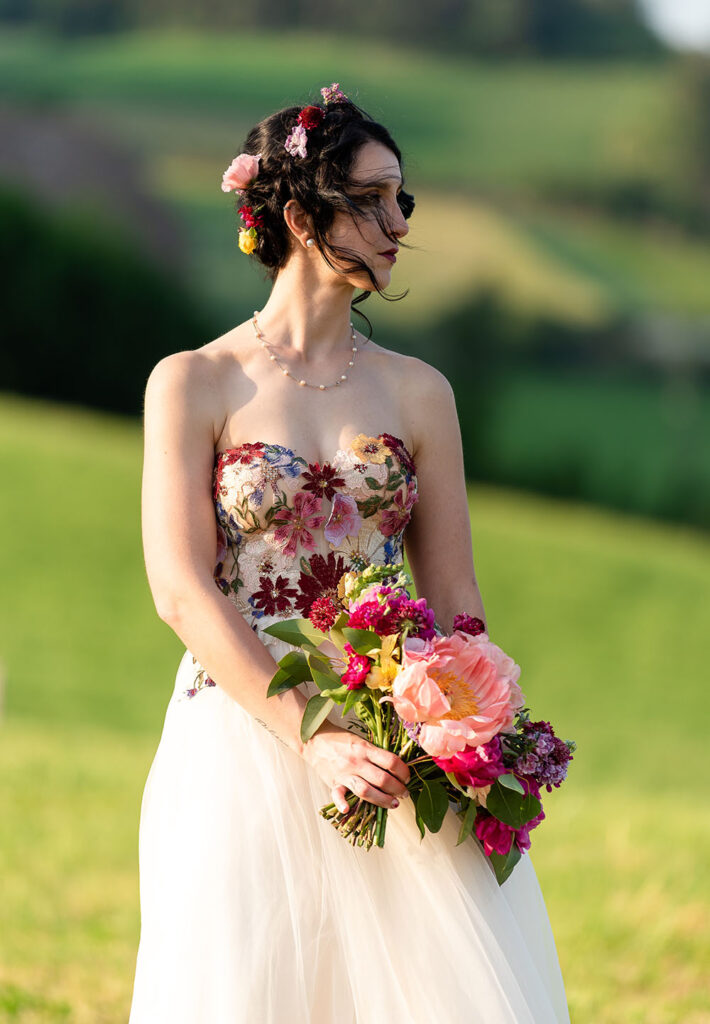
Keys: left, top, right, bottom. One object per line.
{"left": 1, "top": 2, "right": 708, "bottom": 1021}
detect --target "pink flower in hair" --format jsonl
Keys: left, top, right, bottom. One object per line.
{"left": 321, "top": 82, "right": 348, "bottom": 104}
{"left": 221, "top": 152, "right": 262, "bottom": 193}
{"left": 284, "top": 123, "right": 308, "bottom": 158}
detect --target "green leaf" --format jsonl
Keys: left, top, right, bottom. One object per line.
{"left": 318, "top": 685, "right": 350, "bottom": 701}
{"left": 414, "top": 804, "right": 426, "bottom": 840}
{"left": 300, "top": 694, "right": 335, "bottom": 743}
{"left": 306, "top": 650, "right": 341, "bottom": 691}
{"left": 414, "top": 779, "right": 449, "bottom": 833}
{"left": 444, "top": 769, "right": 468, "bottom": 794}
{"left": 266, "top": 650, "right": 313, "bottom": 696}
{"left": 341, "top": 627, "right": 382, "bottom": 654}
{"left": 488, "top": 844, "right": 522, "bottom": 886}
{"left": 497, "top": 772, "right": 525, "bottom": 794}
{"left": 486, "top": 781, "right": 541, "bottom": 829}
{"left": 261, "top": 617, "right": 325, "bottom": 648}
{"left": 456, "top": 799, "right": 477, "bottom": 846}
{"left": 364, "top": 476, "right": 382, "bottom": 490}
{"left": 343, "top": 686, "right": 371, "bottom": 714}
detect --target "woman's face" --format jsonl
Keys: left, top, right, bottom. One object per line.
{"left": 323, "top": 139, "right": 410, "bottom": 291}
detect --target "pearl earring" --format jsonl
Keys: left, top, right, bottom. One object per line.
{"left": 306, "top": 238, "right": 315, "bottom": 248}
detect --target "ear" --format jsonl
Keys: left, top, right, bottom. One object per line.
{"left": 283, "top": 200, "right": 313, "bottom": 249}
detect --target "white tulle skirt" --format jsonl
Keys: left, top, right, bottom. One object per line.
{"left": 129, "top": 639, "right": 570, "bottom": 1024}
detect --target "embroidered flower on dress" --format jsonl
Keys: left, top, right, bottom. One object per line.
{"left": 272, "top": 491, "right": 326, "bottom": 557}
{"left": 324, "top": 493, "right": 363, "bottom": 546}
{"left": 294, "top": 551, "right": 349, "bottom": 617}
{"left": 380, "top": 479, "right": 419, "bottom": 536}
{"left": 350, "top": 434, "right": 392, "bottom": 464}
{"left": 299, "top": 462, "right": 346, "bottom": 501}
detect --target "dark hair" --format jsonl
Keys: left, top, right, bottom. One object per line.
{"left": 231, "top": 91, "right": 416, "bottom": 337}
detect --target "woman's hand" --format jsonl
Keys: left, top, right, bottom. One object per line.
{"left": 302, "top": 722, "right": 411, "bottom": 813}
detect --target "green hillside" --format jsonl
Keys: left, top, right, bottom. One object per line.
{"left": 0, "top": 394, "right": 708, "bottom": 1021}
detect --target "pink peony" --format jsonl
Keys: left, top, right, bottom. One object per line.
{"left": 221, "top": 152, "right": 262, "bottom": 193}
{"left": 391, "top": 631, "right": 525, "bottom": 758}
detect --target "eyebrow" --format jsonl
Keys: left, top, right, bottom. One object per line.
{"left": 350, "top": 175, "right": 403, "bottom": 188}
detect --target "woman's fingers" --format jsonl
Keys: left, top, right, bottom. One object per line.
{"left": 346, "top": 774, "right": 402, "bottom": 809}
{"left": 364, "top": 743, "right": 411, "bottom": 787}
{"left": 331, "top": 784, "right": 350, "bottom": 814}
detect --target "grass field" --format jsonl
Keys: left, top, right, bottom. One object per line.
{"left": 0, "top": 392, "right": 708, "bottom": 1022}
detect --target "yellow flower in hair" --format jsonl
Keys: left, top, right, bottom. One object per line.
{"left": 351, "top": 434, "right": 392, "bottom": 464}
{"left": 238, "top": 227, "right": 257, "bottom": 255}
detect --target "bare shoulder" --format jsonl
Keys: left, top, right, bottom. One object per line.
{"left": 374, "top": 348, "right": 455, "bottom": 457}
{"left": 143, "top": 347, "right": 228, "bottom": 446}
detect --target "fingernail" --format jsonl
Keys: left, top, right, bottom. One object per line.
{"left": 391, "top": 799, "right": 399, "bottom": 808}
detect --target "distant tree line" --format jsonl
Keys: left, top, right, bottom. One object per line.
{"left": 0, "top": 0, "right": 665, "bottom": 58}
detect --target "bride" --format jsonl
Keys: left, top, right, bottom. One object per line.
{"left": 129, "top": 84, "right": 570, "bottom": 1022}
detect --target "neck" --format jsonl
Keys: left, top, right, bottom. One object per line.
{"left": 254, "top": 252, "right": 359, "bottom": 362}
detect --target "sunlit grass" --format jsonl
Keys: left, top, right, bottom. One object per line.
{"left": 1, "top": 394, "right": 708, "bottom": 1022}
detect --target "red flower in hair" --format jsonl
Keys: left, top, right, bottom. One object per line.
{"left": 298, "top": 105, "right": 325, "bottom": 131}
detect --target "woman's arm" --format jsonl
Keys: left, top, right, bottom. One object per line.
{"left": 141, "top": 350, "right": 309, "bottom": 757}
{"left": 402, "top": 359, "right": 487, "bottom": 635}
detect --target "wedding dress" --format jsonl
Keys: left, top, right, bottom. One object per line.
{"left": 128, "top": 431, "right": 570, "bottom": 1023}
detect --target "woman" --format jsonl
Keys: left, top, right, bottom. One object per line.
{"left": 129, "top": 84, "right": 570, "bottom": 1022}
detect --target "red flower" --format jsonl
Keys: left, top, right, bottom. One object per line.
{"left": 453, "top": 613, "right": 486, "bottom": 637}
{"left": 251, "top": 574, "right": 298, "bottom": 615}
{"left": 300, "top": 461, "right": 346, "bottom": 502}
{"left": 298, "top": 105, "right": 325, "bottom": 131}
{"left": 308, "top": 595, "right": 340, "bottom": 633}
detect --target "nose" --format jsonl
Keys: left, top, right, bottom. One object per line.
{"left": 390, "top": 203, "right": 409, "bottom": 240}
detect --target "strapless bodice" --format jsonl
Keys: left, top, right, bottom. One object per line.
{"left": 180, "top": 431, "right": 418, "bottom": 700}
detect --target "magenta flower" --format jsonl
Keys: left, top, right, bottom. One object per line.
{"left": 324, "top": 492, "right": 362, "bottom": 545}
{"left": 342, "top": 642, "right": 371, "bottom": 690}
{"left": 433, "top": 736, "right": 506, "bottom": 789}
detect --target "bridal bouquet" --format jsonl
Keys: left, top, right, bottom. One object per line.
{"left": 263, "top": 563, "right": 575, "bottom": 885}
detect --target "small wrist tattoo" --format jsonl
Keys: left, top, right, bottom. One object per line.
{"left": 255, "top": 717, "right": 287, "bottom": 747}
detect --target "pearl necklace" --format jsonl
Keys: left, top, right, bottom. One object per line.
{"left": 251, "top": 310, "right": 365, "bottom": 390}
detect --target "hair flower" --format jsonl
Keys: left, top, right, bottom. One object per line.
{"left": 221, "top": 152, "right": 262, "bottom": 193}
{"left": 321, "top": 82, "right": 348, "bottom": 104}
{"left": 298, "top": 105, "right": 325, "bottom": 131}
{"left": 284, "top": 122, "right": 308, "bottom": 158}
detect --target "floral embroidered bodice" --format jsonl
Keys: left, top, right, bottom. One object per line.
{"left": 182, "top": 431, "right": 418, "bottom": 699}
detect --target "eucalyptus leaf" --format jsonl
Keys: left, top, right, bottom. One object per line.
{"left": 456, "top": 799, "right": 477, "bottom": 846}
{"left": 341, "top": 627, "right": 382, "bottom": 655}
{"left": 266, "top": 671, "right": 304, "bottom": 698}
{"left": 414, "top": 779, "right": 449, "bottom": 833}
{"left": 318, "top": 685, "right": 350, "bottom": 701}
{"left": 261, "top": 617, "right": 325, "bottom": 648}
{"left": 306, "top": 650, "right": 341, "bottom": 691}
{"left": 300, "top": 695, "right": 335, "bottom": 743}
{"left": 497, "top": 772, "right": 525, "bottom": 794}
{"left": 486, "top": 781, "right": 541, "bottom": 829}
{"left": 343, "top": 686, "right": 371, "bottom": 714}
{"left": 488, "top": 844, "right": 522, "bottom": 886}
{"left": 444, "top": 769, "right": 468, "bottom": 794}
